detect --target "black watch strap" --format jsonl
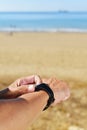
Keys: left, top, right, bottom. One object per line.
{"left": 35, "top": 83, "right": 55, "bottom": 111}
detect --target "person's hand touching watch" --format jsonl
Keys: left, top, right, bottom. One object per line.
{"left": 0, "top": 75, "right": 41, "bottom": 99}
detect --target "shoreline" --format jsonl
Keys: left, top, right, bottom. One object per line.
{"left": 0, "top": 30, "right": 87, "bottom": 33}
{"left": 0, "top": 27, "right": 87, "bottom": 33}
{"left": 0, "top": 31, "right": 87, "bottom": 35}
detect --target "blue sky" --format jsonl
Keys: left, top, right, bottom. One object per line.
{"left": 0, "top": 0, "right": 87, "bottom": 12}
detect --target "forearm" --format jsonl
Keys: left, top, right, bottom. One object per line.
{"left": 0, "top": 91, "right": 48, "bottom": 130}
{"left": 20, "top": 91, "right": 49, "bottom": 120}
{"left": 0, "top": 87, "right": 26, "bottom": 99}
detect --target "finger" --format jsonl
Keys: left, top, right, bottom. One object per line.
{"left": 16, "top": 75, "right": 42, "bottom": 86}
{"left": 52, "top": 81, "right": 70, "bottom": 106}
{"left": 57, "top": 81, "right": 70, "bottom": 100}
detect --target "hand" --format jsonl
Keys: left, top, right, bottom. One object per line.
{"left": 42, "top": 78, "right": 70, "bottom": 106}
{"left": 7, "top": 75, "right": 42, "bottom": 98}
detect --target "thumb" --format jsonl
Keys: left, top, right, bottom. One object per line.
{"left": 16, "top": 84, "right": 35, "bottom": 96}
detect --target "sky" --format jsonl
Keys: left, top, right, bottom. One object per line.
{"left": 0, "top": 0, "right": 87, "bottom": 12}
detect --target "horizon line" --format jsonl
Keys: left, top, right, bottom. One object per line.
{"left": 0, "top": 10, "right": 87, "bottom": 13}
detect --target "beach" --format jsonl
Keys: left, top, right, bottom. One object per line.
{"left": 0, "top": 32, "right": 87, "bottom": 84}
{"left": 0, "top": 32, "right": 87, "bottom": 130}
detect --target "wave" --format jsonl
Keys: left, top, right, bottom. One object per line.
{"left": 0, "top": 27, "right": 87, "bottom": 33}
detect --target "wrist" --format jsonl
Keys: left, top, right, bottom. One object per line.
{"left": 20, "top": 90, "right": 49, "bottom": 111}
{"left": 35, "top": 83, "right": 55, "bottom": 110}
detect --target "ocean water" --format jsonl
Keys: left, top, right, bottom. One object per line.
{"left": 0, "top": 12, "right": 87, "bottom": 32}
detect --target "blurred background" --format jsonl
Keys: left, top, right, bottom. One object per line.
{"left": 0, "top": 0, "right": 87, "bottom": 130}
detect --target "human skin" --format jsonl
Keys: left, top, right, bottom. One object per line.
{"left": 0, "top": 75, "right": 70, "bottom": 130}
{"left": 0, "top": 75, "right": 41, "bottom": 99}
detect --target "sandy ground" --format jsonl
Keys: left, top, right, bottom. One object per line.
{"left": 0, "top": 32, "right": 87, "bottom": 130}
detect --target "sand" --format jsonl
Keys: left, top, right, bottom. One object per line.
{"left": 0, "top": 32, "right": 87, "bottom": 130}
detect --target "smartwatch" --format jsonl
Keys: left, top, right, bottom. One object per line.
{"left": 35, "top": 83, "right": 55, "bottom": 111}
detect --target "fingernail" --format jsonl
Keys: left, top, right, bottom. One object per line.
{"left": 63, "top": 92, "right": 70, "bottom": 101}
{"left": 28, "top": 85, "right": 35, "bottom": 92}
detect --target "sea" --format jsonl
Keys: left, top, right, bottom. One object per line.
{"left": 0, "top": 11, "right": 87, "bottom": 32}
